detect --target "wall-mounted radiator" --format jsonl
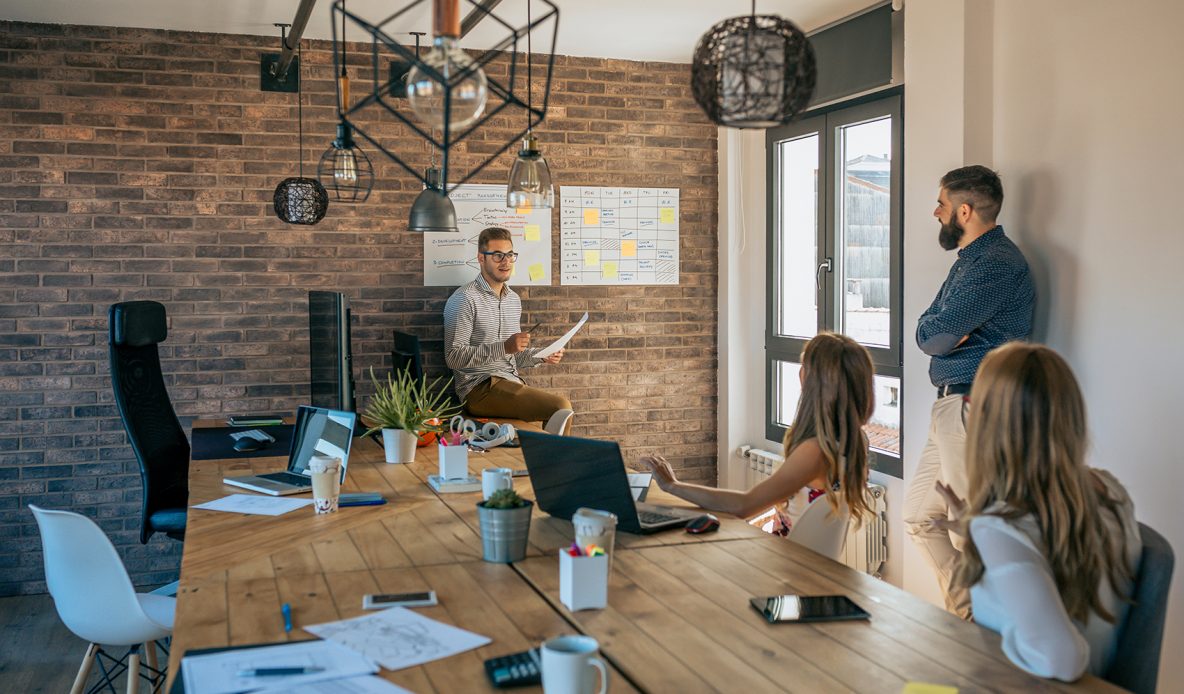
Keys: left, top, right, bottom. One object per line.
{"left": 739, "top": 445, "right": 888, "bottom": 578}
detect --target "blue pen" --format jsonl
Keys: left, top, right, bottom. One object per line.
{"left": 238, "top": 667, "right": 325, "bottom": 677}
{"left": 281, "top": 602, "right": 292, "bottom": 632}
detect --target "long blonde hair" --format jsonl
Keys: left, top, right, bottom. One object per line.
{"left": 953, "top": 342, "right": 1132, "bottom": 622}
{"left": 783, "top": 332, "right": 876, "bottom": 522}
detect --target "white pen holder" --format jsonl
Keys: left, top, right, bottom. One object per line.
{"left": 438, "top": 443, "right": 469, "bottom": 480}
{"left": 559, "top": 550, "right": 608, "bottom": 611}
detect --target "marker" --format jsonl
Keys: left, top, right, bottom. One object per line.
{"left": 281, "top": 602, "right": 292, "bottom": 633}
{"left": 237, "top": 667, "right": 326, "bottom": 677}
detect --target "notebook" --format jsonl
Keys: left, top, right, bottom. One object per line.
{"left": 517, "top": 430, "right": 700, "bottom": 533}
{"left": 222, "top": 406, "right": 357, "bottom": 496}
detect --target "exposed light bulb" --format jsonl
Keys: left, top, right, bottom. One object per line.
{"left": 407, "top": 36, "right": 488, "bottom": 131}
{"left": 334, "top": 149, "right": 359, "bottom": 184}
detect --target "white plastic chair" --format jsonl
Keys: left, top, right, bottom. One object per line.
{"left": 544, "top": 408, "right": 574, "bottom": 436}
{"left": 786, "top": 497, "right": 850, "bottom": 560}
{"left": 29, "top": 505, "right": 175, "bottom": 694}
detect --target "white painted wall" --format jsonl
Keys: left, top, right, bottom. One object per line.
{"left": 721, "top": 0, "right": 1184, "bottom": 688}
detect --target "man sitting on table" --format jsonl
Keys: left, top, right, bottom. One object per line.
{"left": 443, "top": 227, "right": 572, "bottom": 432}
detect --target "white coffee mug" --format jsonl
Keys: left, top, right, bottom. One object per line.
{"left": 541, "top": 635, "right": 608, "bottom": 694}
{"left": 482, "top": 467, "right": 513, "bottom": 500}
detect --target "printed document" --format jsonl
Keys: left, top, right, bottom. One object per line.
{"left": 192, "top": 494, "right": 313, "bottom": 516}
{"left": 181, "top": 639, "right": 377, "bottom": 694}
{"left": 306, "top": 607, "right": 491, "bottom": 671}
{"left": 535, "top": 312, "right": 588, "bottom": 359}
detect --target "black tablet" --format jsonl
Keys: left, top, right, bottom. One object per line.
{"left": 750, "top": 595, "right": 871, "bottom": 623}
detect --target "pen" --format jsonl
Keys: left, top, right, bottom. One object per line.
{"left": 281, "top": 602, "right": 292, "bottom": 633}
{"left": 526, "top": 321, "right": 542, "bottom": 334}
{"left": 237, "top": 667, "right": 326, "bottom": 677}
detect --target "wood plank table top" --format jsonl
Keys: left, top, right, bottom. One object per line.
{"left": 170, "top": 420, "right": 1120, "bottom": 693}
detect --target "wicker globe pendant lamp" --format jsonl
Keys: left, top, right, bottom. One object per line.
{"left": 273, "top": 35, "right": 328, "bottom": 224}
{"left": 691, "top": 0, "right": 817, "bottom": 128}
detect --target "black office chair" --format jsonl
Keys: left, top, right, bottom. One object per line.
{"left": 392, "top": 330, "right": 424, "bottom": 383}
{"left": 108, "top": 301, "right": 188, "bottom": 544}
{"left": 1104, "top": 522, "right": 1174, "bottom": 693}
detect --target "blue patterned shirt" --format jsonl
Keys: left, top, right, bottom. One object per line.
{"left": 917, "top": 226, "right": 1036, "bottom": 387}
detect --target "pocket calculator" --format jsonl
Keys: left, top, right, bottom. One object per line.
{"left": 483, "top": 648, "right": 541, "bottom": 688}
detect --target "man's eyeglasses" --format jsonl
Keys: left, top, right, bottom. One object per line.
{"left": 481, "top": 251, "right": 519, "bottom": 263}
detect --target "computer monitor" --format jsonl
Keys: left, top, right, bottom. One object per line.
{"left": 308, "top": 290, "right": 359, "bottom": 433}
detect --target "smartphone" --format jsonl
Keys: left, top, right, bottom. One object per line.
{"left": 362, "top": 591, "right": 438, "bottom": 610}
{"left": 511, "top": 468, "right": 530, "bottom": 477}
{"left": 750, "top": 595, "right": 870, "bottom": 623}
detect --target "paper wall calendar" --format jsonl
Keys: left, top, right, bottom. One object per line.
{"left": 559, "top": 186, "right": 679, "bottom": 285}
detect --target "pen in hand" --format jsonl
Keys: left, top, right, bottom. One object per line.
{"left": 237, "top": 667, "right": 326, "bottom": 677}
{"left": 526, "top": 321, "right": 542, "bottom": 335}
{"left": 281, "top": 602, "right": 292, "bottom": 633}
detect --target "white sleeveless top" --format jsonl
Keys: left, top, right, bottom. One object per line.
{"left": 968, "top": 470, "right": 1141, "bottom": 681}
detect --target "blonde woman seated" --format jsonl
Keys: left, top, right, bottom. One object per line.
{"left": 934, "top": 343, "right": 1141, "bottom": 681}
{"left": 642, "top": 332, "right": 875, "bottom": 531}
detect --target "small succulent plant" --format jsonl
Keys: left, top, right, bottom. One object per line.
{"left": 483, "top": 488, "right": 528, "bottom": 509}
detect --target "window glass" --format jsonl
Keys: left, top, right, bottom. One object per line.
{"left": 839, "top": 117, "right": 892, "bottom": 349}
{"left": 775, "top": 134, "right": 819, "bottom": 340}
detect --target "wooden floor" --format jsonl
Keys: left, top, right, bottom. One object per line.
{"left": 0, "top": 593, "right": 132, "bottom": 692}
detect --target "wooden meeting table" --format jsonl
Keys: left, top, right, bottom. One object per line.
{"left": 168, "top": 421, "right": 1120, "bottom": 693}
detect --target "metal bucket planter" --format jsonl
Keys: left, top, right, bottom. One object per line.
{"left": 476, "top": 500, "right": 533, "bottom": 563}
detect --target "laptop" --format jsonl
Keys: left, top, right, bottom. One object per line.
{"left": 517, "top": 430, "right": 701, "bottom": 534}
{"left": 222, "top": 406, "right": 357, "bottom": 496}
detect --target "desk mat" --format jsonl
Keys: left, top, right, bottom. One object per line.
{"left": 189, "top": 425, "right": 294, "bottom": 461}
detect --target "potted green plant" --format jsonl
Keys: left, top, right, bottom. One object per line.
{"left": 363, "top": 366, "right": 460, "bottom": 464}
{"left": 476, "top": 488, "right": 534, "bottom": 563}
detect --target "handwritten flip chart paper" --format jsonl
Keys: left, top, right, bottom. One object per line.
{"left": 423, "top": 184, "right": 552, "bottom": 286}
{"left": 306, "top": 607, "right": 491, "bottom": 672}
{"left": 560, "top": 187, "right": 679, "bottom": 285}
{"left": 535, "top": 312, "right": 588, "bottom": 359}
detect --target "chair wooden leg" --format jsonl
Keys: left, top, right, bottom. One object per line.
{"left": 145, "top": 641, "right": 159, "bottom": 672}
{"left": 126, "top": 648, "right": 140, "bottom": 694}
{"left": 69, "top": 643, "right": 99, "bottom": 694}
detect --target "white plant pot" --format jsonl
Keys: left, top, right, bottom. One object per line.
{"left": 382, "top": 428, "right": 418, "bottom": 464}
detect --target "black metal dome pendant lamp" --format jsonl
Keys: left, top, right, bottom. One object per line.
{"left": 691, "top": 0, "right": 817, "bottom": 128}
{"left": 273, "top": 31, "right": 329, "bottom": 224}
{"left": 317, "top": 0, "right": 375, "bottom": 203}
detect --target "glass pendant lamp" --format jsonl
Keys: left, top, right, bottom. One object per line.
{"left": 506, "top": 0, "right": 554, "bottom": 209}
{"left": 406, "top": 0, "right": 488, "bottom": 131}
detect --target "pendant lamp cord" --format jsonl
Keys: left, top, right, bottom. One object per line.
{"left": 297, "top": 38, "right": 304, "bottom": 178}
{"left": 526, "top": 0, "right": 532, "bottom": 135}
{"left": 340, "top": 1, "right": 347, "bottom": 79}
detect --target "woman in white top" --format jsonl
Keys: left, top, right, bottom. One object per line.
{"left": 935, "top": 342, "right": 1141, "bottom": 681}
{"left": 642, "top": 332, "right": 876, "bottom": 526}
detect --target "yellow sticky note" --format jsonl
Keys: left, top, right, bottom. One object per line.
{"left": 901, "top": 684, "right": 958, "bottom": 694}
{"left": 524, "top": 224, "right": 541, "bottom": 242}
{"left": 659, "top": 207, "right": 676, "bottom": 224}
{"left": 584, "top": 250, "right": 600, "bottom": 267}
{"left": 516, "top": 206, "right": 531, "bottom": 215}
{"left": 583, "top": 208, "right": 600, "bottom": 225}
{"left": 528, "top": 262, "right": 545, "bottom": 281}
{"left": 622, "top": 240, "right": 637, "bottom": 257}
{"left": 602, "top": 261, "right": 618, "bottom": 279}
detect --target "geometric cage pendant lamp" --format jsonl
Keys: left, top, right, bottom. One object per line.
{"left": 273, "top": 34, "right": 329, "bottom": 224}
{"left": 691, "top": 0, "right": 817, "bottom": 128}
{"left": 318, "top": 0, "right": 375, "bottom": 203}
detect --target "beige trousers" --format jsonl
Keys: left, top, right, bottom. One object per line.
{"left": 904, "top": 394, "right": 973, "bottom": 619}
{"left": 464, "top": 377, "right": 572, "bottom": 433}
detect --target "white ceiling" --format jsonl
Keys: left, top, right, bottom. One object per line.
{"left": 2, "top": 0, "right": 878, "bottom": 63}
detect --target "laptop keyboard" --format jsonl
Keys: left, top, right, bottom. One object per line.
{"left": 258, "top": 471, "right": 311, "bottom": 486}
{"left": 638, "top": 510, "right": 681, "bottom": 525}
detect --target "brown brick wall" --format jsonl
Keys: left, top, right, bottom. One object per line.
{"left": 0, "top": 21, "right": 718, "bottom": 595}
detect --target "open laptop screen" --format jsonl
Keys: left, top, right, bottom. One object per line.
{"left": 290, "top": 406, "right": 355, "bottom": 483}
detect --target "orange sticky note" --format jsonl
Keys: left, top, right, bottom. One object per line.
{"left": 524, "top": 224, "right": 541, "bottom": 241}
{"left": 584, "top": 250, "right": 600, "bottom": 267}
{"left": 528, "top": 262, "right": 545, "bottom": 281}
{"left": 621, "top": 240, "right": 637, "bottom": 257}
{"left": 602, "top": 261, "right": 618, "bottom": 279}
{"left": 659, "top": 207, "right": 676, "bottom": 224}
{"left": 583, "top": 208, "right": 600, "bottom": 225}
{"left": 516, "top": 206, "right": 531, "bottom": 215}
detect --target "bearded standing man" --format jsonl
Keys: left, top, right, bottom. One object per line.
{"left": 904, "top": 166, "right": 1036, "bottom": 619}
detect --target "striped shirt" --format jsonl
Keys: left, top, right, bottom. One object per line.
{"left": 443, "top": 274, "right": 541, "bottom": 400}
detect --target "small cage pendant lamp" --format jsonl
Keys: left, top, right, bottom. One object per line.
{"left": 691, "top": 0, "right": 816, "bottom": 128}
{"left": 274, "top": 36, "right": 328, "bottom": 224}
{"left": 506, "top": 0, "right": 554, "bottom": 209}
{"left": 318, "top": 0, "right": 374, "bottom": 202}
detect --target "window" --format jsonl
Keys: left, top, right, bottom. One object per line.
{"left": 765, "top": 91, "right": 903, "bottom": 478}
